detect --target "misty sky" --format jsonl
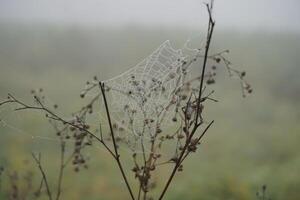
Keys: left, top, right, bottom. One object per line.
{"left": 1, "top": 0, "right": 300, "bottom": 31}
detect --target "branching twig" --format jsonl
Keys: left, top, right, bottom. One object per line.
{"left": 2, "top": 93, "right": 116, "bottom": 159}
{"left": 32, "top": 153, "right": 52, "bottom": 200}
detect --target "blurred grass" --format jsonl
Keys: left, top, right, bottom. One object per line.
{"left": 0, "top": 24, "right": 299, "bottom": 199}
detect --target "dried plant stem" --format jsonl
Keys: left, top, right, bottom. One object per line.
{"left": 32, "top": 153, "right": 53, "bottom": 200}
{"left": 55, "top": 138, "right": 66, "bottom": 200}
{"left": 99, "top": 82, "right": 136, "bottom": 200}
{"left": 195, "top": 3, "right": 215, "bottom": 125}
{"left": 137, "top": 182, "right": 142, "bottom": 200}
{"left": 158, "top": 3, "right": 215, "bottom": 200}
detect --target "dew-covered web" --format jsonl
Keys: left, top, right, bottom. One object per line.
{"left": 97, "top": 41, "right": 195, "bottom": 154}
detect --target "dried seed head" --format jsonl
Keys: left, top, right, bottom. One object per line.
{"left": 156, "top": 127, "right": 162, "bottom": 134}
{"left": 166, "top": 135, "right": 173, "bottom": 139}
{"left": 188, "top": 144, "right": 197, "bottom": 152}
{"left": 178, "top": 165, "right": 183, "bottom": 172}
{"left": 124, "top": 104, "right": 129, "bottom": 110}
{"left": 241, "top": 71, "right": 246, "bottom": 77}
{"left": 150, "top": 165, "right": 155, "bottom": 171}
{"left": 183, "top": 126, "right": 188, "bottom": 133}
{"left": 177, "top": 134, "right": 184, "bottom": 139}
{"left": 181, "top": 95, "right": 187, "bottom": 100}
{"left": 132, "top": 166, "right": 139, "bottom": 172}
{"left": 170, "top": 157, "right": 178, "bottom": 163}
{"left": 206, "top": 78, "right": 215, "bottom": 85}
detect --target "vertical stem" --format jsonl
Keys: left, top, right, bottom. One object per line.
{"left": 55, "top": 139, "right": 65, "bottom": 200}
{"left": 158, "top": 3, "right": 215, "bottom": 200}
{"left": 99, "top": 82, "right": 136, "bottom": 200}
{"left": 143, "top": 190, "right": 147, "bottom": 200}
{"left": 137, "top": 182, "right": 142, "bottom": 200}
{"left": 195, "top": 6, "right": 215, "bottom": 125}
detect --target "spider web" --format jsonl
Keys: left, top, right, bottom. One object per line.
{"left": 99, "top": 41, "right": 193, "bottom": 153}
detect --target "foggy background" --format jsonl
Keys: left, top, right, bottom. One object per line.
{"left": 1, "top": 0, "right": 300, "bottom": 31}
{"left": 0, "top": 0, "right": 299, "bottom": 200}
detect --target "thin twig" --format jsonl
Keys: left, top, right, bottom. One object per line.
{"left": 55, "top": 138, "right": 66, "bottom": 200}
{"left": 32, "top": 153, "right": 53, "bottom": 200}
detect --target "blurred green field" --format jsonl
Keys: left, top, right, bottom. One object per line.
{"left": 0, "top": 24, "right": 299, "bottom": 200}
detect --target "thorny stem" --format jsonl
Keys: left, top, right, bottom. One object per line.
{"left": 158, "top": 2, "right": 215, "bottom": 200}
{"left": 32, "top": 153, "right": 53, "bottom": 200}
{"left": 99, "top": 82, "right": 136, "bottom": 200}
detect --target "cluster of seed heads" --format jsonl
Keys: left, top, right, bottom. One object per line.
{"left": 31, "top": 87, "right": 95, "bottom": 173}
{"left": 68, "top": 120, "right": 92, "bottom": 172}
{"left": 6, "top": 167, "right": 34, "bottom": 200}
